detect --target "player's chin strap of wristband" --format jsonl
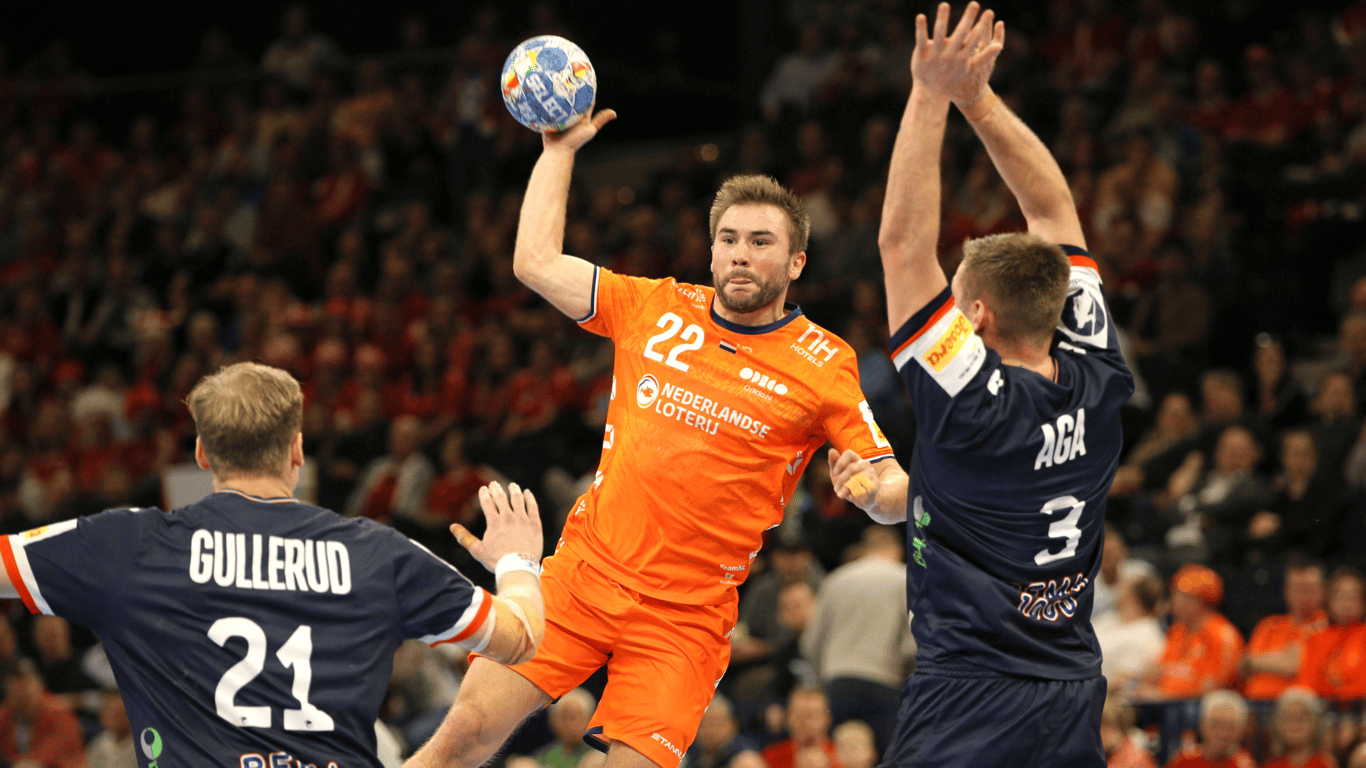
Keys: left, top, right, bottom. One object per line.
{"left": 481, "top": 554, "right": 546, "bottom": 666}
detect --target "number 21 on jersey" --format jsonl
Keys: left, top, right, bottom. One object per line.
{"left": 209, "top": 617, "right": 334, "bottom": 732}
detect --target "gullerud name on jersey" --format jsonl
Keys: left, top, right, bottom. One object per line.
{"left": 1034, "top": 408, "right": 1087, "bottom": 470}
{"left": 188, "top": 531, "right": 353, "bottom": 595}
{"left": 650, "top": 381, "right": 773, "bottom": 438}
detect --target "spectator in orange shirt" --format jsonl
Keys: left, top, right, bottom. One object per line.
{"left": 1294, "top": 567, "right": 1366, "bottom": 704}
{"left": 1166, "top": 689, "right": 1257, "bottom": 768}
{"left": 761, "top": 688, "right": 843, "bottom": 768}
{"left": 1244, "top": 560, "right": 1329, "bottom": 703}
{"left": 1136, "top": 564, "right": 1244, "bottom": 701}
{"left": 1262, "top": 687, "right": 1333, "bottom": 768}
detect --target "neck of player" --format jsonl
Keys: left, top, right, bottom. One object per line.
{"left": 997, "top": 344, "right": 1056, "bottom": 381}
{"left": 215, "top": 474, "right": 295, "bottom": 500}
{"left": 715, "top": 303, "right": 786, "bottom": 327}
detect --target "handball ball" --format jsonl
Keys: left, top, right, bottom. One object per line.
{"left": 501, "top": 36, "right": 597, "bottom": 133}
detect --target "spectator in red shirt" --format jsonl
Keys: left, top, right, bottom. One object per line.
{"left": 342, "top": 413, "right": 434, "bottom": 523}
{"left": 1188, "top": 60, "right": 1233, "bottom": 138}
{"left": 761, "top": 687, "right": 843, "bottom": 768}
{"left": 0, "top": 658, "right": 86, "bottom": 768}
{"left": 425, "top": 430, "right": 503, "bottom": 528}
{"left": 314, "top": 137, "right": 370, "bottom": 229}
{"left": 1167, "top": 689, "right": 1257, "bottom": 768}
{"left": 1226, "top": 44, "right": 1302, "bottom": 149}
{"left": 1262, "top": 687, "right": 1332, "bottom": 768}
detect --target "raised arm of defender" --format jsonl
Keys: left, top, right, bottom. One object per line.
{"left": 879, "top": 3, "right": 1002, "bottom": 333}
{"left": 512, "top": 109, "right": 618, "bottom": 321}
{"left": 939, "top": 9, "right": 1085, "bottom": 249}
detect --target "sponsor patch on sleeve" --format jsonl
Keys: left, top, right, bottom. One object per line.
{"left": 893, "top": 307, "right": 986, "bottom": 397}
{"left": 19, "top": 519, "right": 77, "bottom": 544}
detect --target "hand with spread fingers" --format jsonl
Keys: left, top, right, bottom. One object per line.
{"left": 828, "top": 447, "right": 879, "bottom": 511}
{"left": 453, "top": 481, "right": 544, "bottom": 573}
{"left": 912, "top": 1, "right": 1006, "bottom": 108}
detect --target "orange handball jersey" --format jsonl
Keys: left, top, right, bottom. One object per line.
{"left": 562, "top": 268, "right": 897, "bottom": 605}
{"left": 1156, "top": 613, "right": 1244, "bottom": 699}
{"left": 1242, "top": 610, "right": 1326, "bottom": 701}
{"left": 1294, "top": 622, "right": 1366, "bottom": 702}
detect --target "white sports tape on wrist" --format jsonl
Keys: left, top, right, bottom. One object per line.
{"left": 495, "top": 553, "right": 541, "bottom": 583}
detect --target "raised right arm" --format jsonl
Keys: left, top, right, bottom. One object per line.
{"left": 512, "top": 110, "right": 617, "bottom": 320}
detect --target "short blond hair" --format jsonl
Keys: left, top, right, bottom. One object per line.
{"left": 959, "top": 232, "right": 1069, "bottom": 345}
{"left": 709, "top": 174, "right": 810, "bottom": 255}
{"left": 186, "top": 362, "right": 303, "bottom": 478}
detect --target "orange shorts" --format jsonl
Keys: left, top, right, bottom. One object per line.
{"left": 509, "top": 548, "right": 735, "bottom": 768}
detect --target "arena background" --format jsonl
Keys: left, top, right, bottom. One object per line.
{"left": 3, "top": 0, "right": 1366, "bottom": 765}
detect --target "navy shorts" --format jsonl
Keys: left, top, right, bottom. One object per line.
{"left": 880, "top": 673, "right": 1106, "bottom": 768}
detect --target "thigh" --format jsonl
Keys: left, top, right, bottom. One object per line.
{"left": 1035, "top": 677, "right": 1106, "bottom": 768}
{"left": 881, "top": 675, "right": 1105, "bottom": 768}
{"left": 507, "top": 551, "right": 625, "bottom": 700}
{"left": 590, "top": 597, "right": 737, "bottom": 768}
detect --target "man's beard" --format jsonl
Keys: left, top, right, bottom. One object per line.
{"left": 714, "top": 268, "right": 787, "bottom": 315}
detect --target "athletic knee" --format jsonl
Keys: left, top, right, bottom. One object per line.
{"left": 433, "top": 700, "right": 504, "bottom": 767}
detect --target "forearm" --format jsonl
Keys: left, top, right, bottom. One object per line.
{"left": 513, "top": 147, "right": 575, "bottom": 282}
{"left": 959, "top": 87, "right": 1083, "bottom": 246}
{"left": 868, "top": 462, "right": 909, "bottom": 524}
{"left": 469, "top": 569, "right": 544, "bottom": 666}
{"left": 880, "top": 86, "right": 952, "bottom": 330}
{"left": 1247, "top": 647, "right": 1300, "bottom": 678}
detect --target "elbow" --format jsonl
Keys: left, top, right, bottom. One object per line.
{"left": 511, "top": 253, "right": 537, "bottom": 284}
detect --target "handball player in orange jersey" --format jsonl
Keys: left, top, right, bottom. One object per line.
{"left": 405, "top": 110, "right": 908, "bottom": 768}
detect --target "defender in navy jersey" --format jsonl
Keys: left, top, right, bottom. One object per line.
{"left": 875, "top": 5, "right": 1133, "bottom": 767}
{"left": 0, "top": 363, "right": 547, "bottom": 768}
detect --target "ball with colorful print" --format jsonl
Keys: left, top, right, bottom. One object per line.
{"left": 500, "top": 36, "right": 597, "bottom": 133}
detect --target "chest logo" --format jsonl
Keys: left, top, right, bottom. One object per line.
{"left": 739, "top": 367, "right": 789, "bottom": 396}
{"left": 637, "top": 374, "right": 660, "bottom": 408}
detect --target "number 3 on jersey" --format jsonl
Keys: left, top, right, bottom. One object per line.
{"left": 643, "top": 312, "right": 704, "bottom": 372}
{"left": 1034, "top": 495, "right": 1085, "bottom": 566}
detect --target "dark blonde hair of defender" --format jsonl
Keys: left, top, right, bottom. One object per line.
{"left": 186, "top": 362, "right": 303, "bottom": 477}
{"left": 709, "top": 175, "right": 810, "bottom": 255}
{"left": 959, "top": 233, "right": 1070, "bottom": 345}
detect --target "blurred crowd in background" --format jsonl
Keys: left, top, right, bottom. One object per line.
{"left": 3, "top": 0, "right": 1366, "bottom": 765}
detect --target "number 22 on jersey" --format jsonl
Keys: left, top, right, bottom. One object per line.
{"left": 643, "top": 312, "right": 704, "bottom": 372}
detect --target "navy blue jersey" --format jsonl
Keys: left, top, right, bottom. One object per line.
{"left": 1, "top": 490, "right": 493, "bottom": 768}
{"left": 886, "top": 247, "right": 1134, "bottom": 680}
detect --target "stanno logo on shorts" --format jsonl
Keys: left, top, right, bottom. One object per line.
{"left": 923, "top": 313, "right": 973, "bottom": 372}
{"left": 652, "top": 733, "right": 684, "bottom": 759}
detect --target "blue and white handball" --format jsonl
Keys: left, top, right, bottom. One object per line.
{"left": 501, "top": 36, "right": 597, "bottom": 133}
